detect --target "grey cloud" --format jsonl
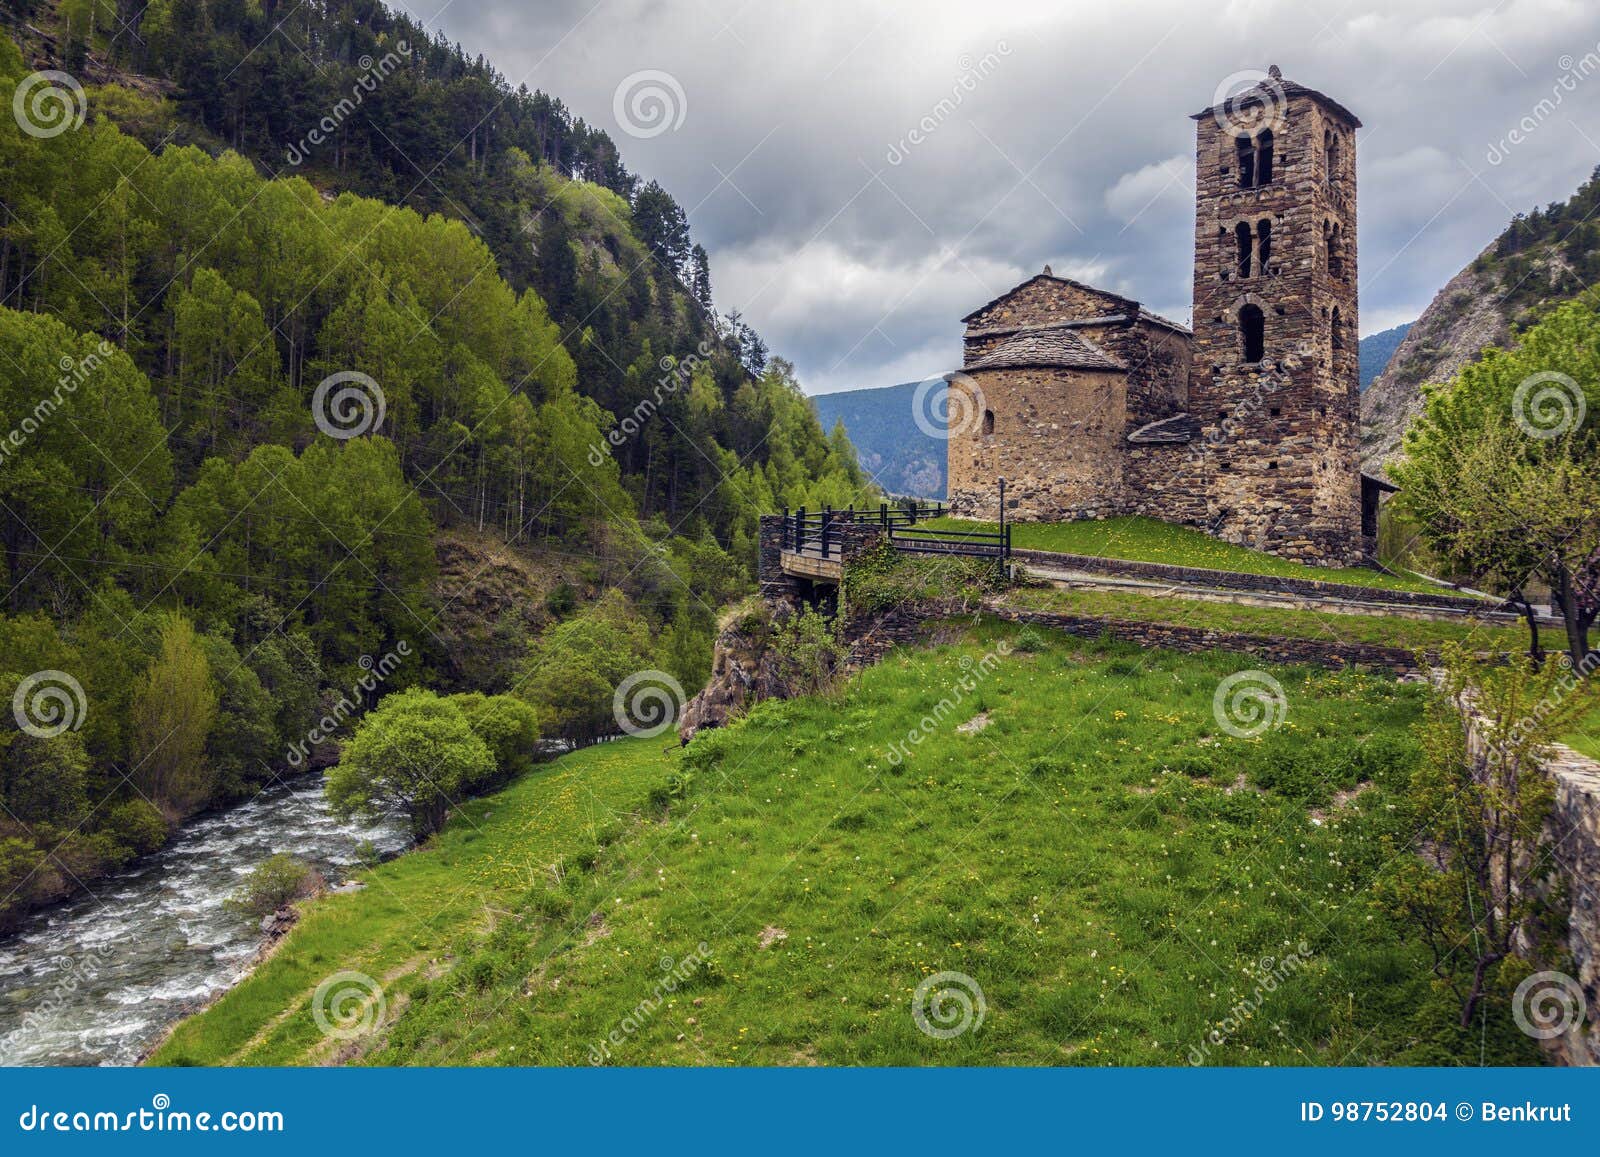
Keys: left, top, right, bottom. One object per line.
{"left": 395, "top": 0, "right": 1600, "bottom": 394}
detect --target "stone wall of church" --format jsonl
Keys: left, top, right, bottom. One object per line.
{"left": 946, "top": 366, "right": 1128, "bottom": 521}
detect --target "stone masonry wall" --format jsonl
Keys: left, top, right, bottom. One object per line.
{"left": 1188, "top": 90, "right": 1363, "bottom": 566}
{"left": 946, "top": 366, "right": 1129, "bottom": 521}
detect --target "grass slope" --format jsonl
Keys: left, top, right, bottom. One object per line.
{"left": 152, "top": 624, "right": 1542, "bottom": 1067}
{"left": 923, "top": 515, "right": 1457, "bottom": 595}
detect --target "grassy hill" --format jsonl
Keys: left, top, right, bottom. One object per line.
{"left": 151, "top": 621, "right": 1541, "bottom": 1067}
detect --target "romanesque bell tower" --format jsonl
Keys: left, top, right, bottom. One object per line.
{"left": 1188, "top": 67, "right": 1363, "bottom": 566}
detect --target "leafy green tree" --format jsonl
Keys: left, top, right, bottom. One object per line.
{"left": 129, "top": 612, "right": 218, "bottom": 816}
{"left": 0, "top": 727, "right": 90, "bottom": 827}
{"left": 326, "top": 687, "right": 492, "bottom": 836}
{"left": 1394, "top": 299, "right": 1600, "bottom": 664}
{"left": 518, "top": 589, "right": 651, "bottom": 742}
{"left": 452, "top": 692, "right": 541, "bottom": 787}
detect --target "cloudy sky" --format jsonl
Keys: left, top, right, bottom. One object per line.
{"left": 394, "top": 0, "right": 1600, "bottom": 395}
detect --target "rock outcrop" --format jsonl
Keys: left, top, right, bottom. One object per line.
{"left": 1360, "top": 254, "right": 1509, "bottom": 480}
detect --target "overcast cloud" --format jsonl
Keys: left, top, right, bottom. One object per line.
{"left": 395, "top": 0, "right": 1600, "bottom": 394}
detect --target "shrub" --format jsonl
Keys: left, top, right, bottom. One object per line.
{"left": 226, "top": 853, "right": 322, "bottom": 917}
{"left": 101, "top": 799, "right": 169, "bottom": 857}
{"left": 326, "top": 687, "right": 495, "bottom": 836}
{"left": 452, "top": 692, "right": 541, "bottom": 787}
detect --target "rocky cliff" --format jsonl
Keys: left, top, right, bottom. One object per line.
{"left": 1361, "top": 167, "right": 1600, "bottom": 481}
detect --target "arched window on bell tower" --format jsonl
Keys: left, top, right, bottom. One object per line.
{"left": 1235, "top": 136, "right": 1255, "bottom": 189}
{"left": 1324, "top": 130, "right": 1341, "bottom": 185}
{"left": 1255, "top": 129, "right": 1274, "bottom": 185}
{"left": 1239, "top": 304, "right": 1265, "bottom": 363}
{"left": 1256, "top": 219, "right": 1272, "bottom": 273}
{"left": 982, "top": 409, "right": 995, "bottom": 436}
{"left": 1331, "top": 306, "right": 1343, "bottom": 351}
{"left": 1235, "top": 222, "right": 1252, "bottom": 278}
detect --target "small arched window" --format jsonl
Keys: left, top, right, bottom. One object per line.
{"left": 1255, "top": 129, "right": 1274, "bottom": 185}
{"left": 1235, "top": 222, "right": 1253, "bottom": 278}
{"left": 1239, "top": 304, "right": 1265, "bottom": 363}
{"left": 1331, "top": 306, "right": 1343, "bottom": 351}
{"left": 1328, "top": 222, "right": 1345, "bottom": 278}
{"left": 982, "top": 409, "right": 995, "bottom": 436}
{"left": 1235, "top": 136, "right": 1256, "bottom": 189}
{"left": 1256, "top": 219, "right": 1272, "bottom": 272}
{"left": 1324, "top": 131, "right": 1341, "bottom": 184}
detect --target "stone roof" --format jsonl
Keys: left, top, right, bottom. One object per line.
{"left": 1127, "top": 413, "right": 1200, "bottom": 444}
{"left": 1190, "top": 70, "right": 1362, "bottom": 129}
{"left": 967, "top": 309, "right": 1191, "bottom": 339}
{"left": 963, "top": 324, "right": 1125, "bottom": 373}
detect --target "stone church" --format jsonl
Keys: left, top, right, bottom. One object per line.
{"left": 945, "top": 68, "right": 1389, "bottom": 568}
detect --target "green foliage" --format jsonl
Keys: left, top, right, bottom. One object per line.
{"left": 326, "top": 688, "right": 495, "bottom": 836}
{"left": 1377, "top": 644, "right": 1596, "bottom": 1027}
{"left": 517, "top": 590, "right": 652, "bottom": 742}
{"left": 452, "top": 693, "right": 542, "bottom": 787}
{"left": 225, "top": 854, "right": 321, "bottom": 918}
{"left": 0, "top": 729, "right": 89, "bottom": 827}
{"left": 843, "top": 541, "right": 1008, "bottom": 615}
{"left": 1394, "top": 298, "right": 1600, "bottom": 663}
{"left": 156, "top": 628, "right": 1534, "bottom": 1068}
{"left": 101, "top": 799, "right": 168, "bottom": 857}
{"left": 771, "top": 608, "right": 846, "bottom": 695}
{"left": 129, "top": 613, "right": 218, "bottom": 817}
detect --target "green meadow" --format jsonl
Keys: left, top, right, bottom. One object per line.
{"left": 152, "top": 623, "right": 1542, "bottom": 1067}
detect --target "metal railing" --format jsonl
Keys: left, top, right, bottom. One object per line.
{"left": 778, "top": 502, "right": 1008, "bottom": 563}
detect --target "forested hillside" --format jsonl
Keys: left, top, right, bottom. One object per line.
{"left": 0, "top": 5, "right": 869, "bottom": 928}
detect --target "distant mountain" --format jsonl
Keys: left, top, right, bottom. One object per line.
{"left": 1362, "top": 165, "right": 1600, "bottom": 478}
{"left": 1359, "top": 323, "right": 1411, "bottom": 391}
{"left": 813, "top": 382, "right": 947, "bottom": 499}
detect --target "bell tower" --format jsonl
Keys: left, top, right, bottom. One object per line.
{"left": 1187, "top": 67, "right": 1363, "bottom": 566}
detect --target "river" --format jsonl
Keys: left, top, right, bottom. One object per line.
{"left": 0, "top": 777, "right": 410, "bottom": 1067}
